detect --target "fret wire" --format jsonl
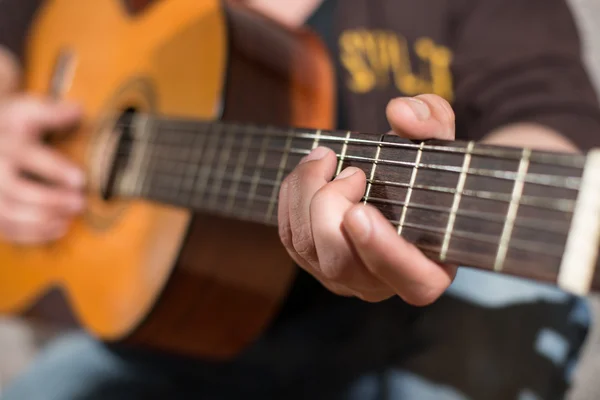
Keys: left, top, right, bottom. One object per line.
{"left": 226, "top": 128, "right": 253, "bottom": 213}
{"left": 494, "top": 148, "right": 531, "bottom": 272}
{"left": 441, "top": 141, "right": 474, "bottom": 261}
{"left": 129, "top": 115, "right": 154, "bottom": 197}
{"left": 265, "top": 129, "right": 293, "bottom": 222}
{"left": 167, "top": 128, "right": 186, "bottom": 201}
{"left": 118, "top": 143, "right": 581, "bottom": 190}
{"left": 117, "top": 120, "right": 586, "bottom": 168}
{"left": 335, "top": 131, "right": 352, "bottom": 176}
{"left": 191, "top": 123, "right": 221, "bottom": 202}
{"left": 208, "top": 127, "right": 235, "bottom": 208}
{"left": 173, "top": 122, "right": 203, "bottom": 204}
{"left": 181, "top": 123, "right": 209, "bottom": 206}
{"left": 397, "top": 142, "right": 424, "bottom": 235}
{"left": 244, "top": 129, "right": 271, "bottom": 218}
{"left": 312, "top": 129, "right": 322, "bottom": 149}
{"left": 363, "top": 134, "right": 384, "bottom": 205}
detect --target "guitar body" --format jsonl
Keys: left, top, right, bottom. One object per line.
{"left": 0, "top": 0, "right": 334, "bottom": 359}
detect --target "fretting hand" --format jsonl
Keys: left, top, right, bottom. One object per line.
{"left": 278, "top": 94, "right": 457, "bottom": 306}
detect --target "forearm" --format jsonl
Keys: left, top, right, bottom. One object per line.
{"left": 482, "top": 123, "right": 582, "bottom": 154}
{"left": 0, "top": 0, "right": 44, "bottom": 63}
{"left": 0, "top": 46, "right": 21, "bottom": 95}
{"left": 0, "top": 0, "right": 42, "bottom": 94}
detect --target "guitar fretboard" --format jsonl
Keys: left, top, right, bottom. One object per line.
{"left": 112, "top": 115, "right": 600, "bottom": 294}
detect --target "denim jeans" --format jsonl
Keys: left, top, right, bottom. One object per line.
{"left": 1, "top": 268, "right": 590, "bottom": 400}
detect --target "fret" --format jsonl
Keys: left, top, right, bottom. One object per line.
{"left": 494, "top": 148, "right": 531, "bottom": 272}
{"left": 191, "top": 123, "right": 221, "bottom": 207}
{"left": 265, "top": 129, "right": 293, "bottom": 222}
{"left": 207, "top": 126, "right": 236, "bottom": 209}
{"left": 397, "top": 142, "right": 424, "bottom": 235}
{"left": 557, "top": 150, "right": 600, "bottom": 295}
{"left": 389, "top": 139, "right": 464, "bottom": 253}
{"left": 180, "top": 125, "right": 209, "bottom": 206}
{"left": 226, "top": 129, "right": 253, "bottom": 212}
{"left": 312, "top": 129, "right": 321, "bottom": 149}
{"left": 363, "top": 134, "right": 384, "bottom": 205}
{"left": 289, "top": 129, "right": 315, "bottom": 168}
{"left": 244, "top": 132, "right": 271, "bottom": 217}
{"left": 121, "top": 117, "right": 155, "bottom": 198}
{"left": 440, "top": 141, "right": 474, "bottom": 261}
{"left": 168, "top": 127, "right": 189, "bottom": 200}
{"left": 131, "top": 115, "right": 151, "bottom": 197}
{"left": 335, "top": 131, "right": 352, "bottom": 176}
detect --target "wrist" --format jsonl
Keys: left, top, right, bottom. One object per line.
{"left": 481, "top": 122, "right": 581, "bottom": 154}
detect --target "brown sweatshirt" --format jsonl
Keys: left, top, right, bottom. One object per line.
{"left": 1, "top": 0, "right": 600, "bottom": 152}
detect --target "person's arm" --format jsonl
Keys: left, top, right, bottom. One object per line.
{"left": 0, "top": 48, "right": 20, "bottom": 96}
{"left": 451, "top": 0, "right": 600, "bottom": 153}
{"left": 483, "top": 122, "right": 580, "bottom": 153}
{"left": 0, "top": 1, "right": 84, "bottom": 246}
{"left": 0, "top": 0, "right": 44, "bottom": 94}
{"left": 0, "top": 0, "right": 44, "bottom": 62}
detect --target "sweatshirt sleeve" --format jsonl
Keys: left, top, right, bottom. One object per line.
{"left": 0, "top": 0, "right": 44, "bottom": 62}
{"left": 450, "top": 0, "right": 600, "bottom": 151}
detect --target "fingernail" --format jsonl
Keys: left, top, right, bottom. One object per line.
{"left": 335, "top": 167, "right": 358, "bottom": 180}
{"left": 406, "top": 97, "right": 430, "bottom": 121}
{"left": 300, "top": 146, "right": 329, "bottom": 164}
{"left": 345, "top": 206, "right": 372, "bottom": 243}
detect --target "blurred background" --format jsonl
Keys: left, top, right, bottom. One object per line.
{"left": 1, "top": 0, "right": 600, "bottom": 398}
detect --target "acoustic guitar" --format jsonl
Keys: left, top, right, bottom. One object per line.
{"left": 1, "top": 0, "right": 599, "bottom": 360}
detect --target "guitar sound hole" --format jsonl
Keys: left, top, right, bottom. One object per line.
{"left": 102, "top": 108, "right": 137, "bottom": 201}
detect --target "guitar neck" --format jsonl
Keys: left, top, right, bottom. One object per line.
{"left": 114, "top": 115, "right": 600, "bottom": 296}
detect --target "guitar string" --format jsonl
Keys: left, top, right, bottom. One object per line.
{"left": 143, "top": 162, "right": 575, "bottom": 221}
{"left": 142, "top": 163, "right": 573, "bottom": 239}
{"left": 114, "top": 119, "right": 586, "bottom": 169}
{"left": 409, "top": 242, "right": 560, "bottom": 277}
{"left": 112, "top": 150, "right": 579, "bottom": 225}
{"left": 150, "top": 194, "right": 566, "bottom": 258}
{"left": 111, "top": 119, "right": 576, "bottom": 234}
{"left": 147, "top": 187, "right": 566, "bottom": 260}
{"left": 113, "top": 141, "right": 582, "bottom": 196}
{"left": 112, "top": 128, "right": 583, "bottom": 191}
{"left": 384, "top": 219, "right": 563, "bottom": 269}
